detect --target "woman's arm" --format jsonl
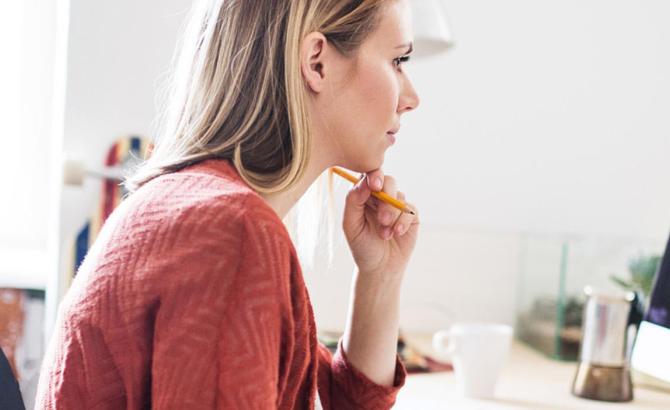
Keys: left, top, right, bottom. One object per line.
{"left": 340, "top": 169, "right": 420, "bottom": 388}
{"left": 342, "top": 270, "right": 403, "bottom": 386}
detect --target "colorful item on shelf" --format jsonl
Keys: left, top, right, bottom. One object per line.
{"left": 70, "top": 135, "right": 152, "bottom": 281}
{"left": 0, "top": 289, "right": 25, "bottom": 379}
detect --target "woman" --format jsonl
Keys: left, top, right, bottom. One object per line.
{"left": 36, "top": 0, "right": 420, "bottom": 408}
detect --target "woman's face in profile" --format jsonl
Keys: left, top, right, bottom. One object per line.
{"left": 325, "top": 0, "right": 420, "bottom": 172}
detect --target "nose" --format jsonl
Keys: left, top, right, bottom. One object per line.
{"left": 398, "top": 76, "right": 420, "bottom": 114}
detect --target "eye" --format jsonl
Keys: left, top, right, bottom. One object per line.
{"left": 393, "top": 55, "right": 411, "bottom": 69}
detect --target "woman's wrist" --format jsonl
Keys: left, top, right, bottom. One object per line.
{"left": 354, "top": 266, "right": 406, "bottom": 288}
{"left": 352, "top": 270, "right": 403, "bottom": 312}
{"left": 343, "top": 270, "right": 403, "bottom": 386}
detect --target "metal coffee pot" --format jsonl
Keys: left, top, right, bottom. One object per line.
{"left": 571, "top": 286, "right": 644, "bottom": 402}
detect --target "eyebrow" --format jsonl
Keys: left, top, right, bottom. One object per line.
{"left": 395, "top": 42, "right": 413, "bottom": 54}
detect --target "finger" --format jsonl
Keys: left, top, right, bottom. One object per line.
{"left": 392, "top": 200, "right": 417, "bottom": 237}
{"left": 342, "top": 175, "right": 372, "bottom": 233}
{"left": 364, "top": 206, "right": 392, "bottom": 240}
{"left": 364, "top": 196, "right": 380, "bottom": 213}
{"left": 396, "top": 192, "right": 419, "bottom": 219}
{"left": 366, "top": 168, "right": 384, "bottom": 192}
{"left": 376, "top": 176, "right": 400, "bottom": 227}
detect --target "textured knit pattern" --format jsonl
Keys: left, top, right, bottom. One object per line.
{"left": 35, "top": 159, "right": 406, "bottom": 409}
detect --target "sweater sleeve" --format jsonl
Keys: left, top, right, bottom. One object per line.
{"left": 316, "top": 339, "right": 407, "bottom": 410}
{"left": 150, "top": 200, "right": 290, "bottom": 409}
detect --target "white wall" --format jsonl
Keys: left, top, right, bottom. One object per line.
{"left": 56, "top": 0, "right": 670, "bottom": 336}
{"left": 0, "top": 0, "right": 62, "bottom": 290}
{"left": 392, "top": 0, "right": 670, "bottom": 239}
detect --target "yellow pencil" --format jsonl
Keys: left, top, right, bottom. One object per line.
{"left": 330, "top": 167, "right": 416, "bottom": 215}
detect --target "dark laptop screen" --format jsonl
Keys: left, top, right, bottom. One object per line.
{"left": 646, "top": 233, "right": 670, "bottom": 328}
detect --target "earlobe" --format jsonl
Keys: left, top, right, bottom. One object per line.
{"left": 300, "top": 32, "right": 327, "bottom": 93}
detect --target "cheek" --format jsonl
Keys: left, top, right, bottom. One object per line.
{"left": 341, "top": 66, "right": 398, "bottom": 169}
{"left": 333, "top": 66, "right": 397, "bottom": 135}
{"left": 357, "top": 68, "right": 398, "bottom": 125}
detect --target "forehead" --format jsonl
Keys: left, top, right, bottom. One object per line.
{"left": 365, "top": 0, "right": 413, "bottom": 49}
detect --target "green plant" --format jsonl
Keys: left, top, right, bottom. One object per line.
{"left": 610, "top": 254, "right": 661, "bottom": 298}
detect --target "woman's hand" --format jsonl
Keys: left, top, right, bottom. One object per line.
{"left": 342, "top": 169, "right": 419, "bottom": 278}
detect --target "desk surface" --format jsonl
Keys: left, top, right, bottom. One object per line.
{"left": 395, "top": 337, "right": 670, "bottom": 409}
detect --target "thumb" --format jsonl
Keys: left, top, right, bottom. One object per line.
{"left": 343, "top": 175, "right": 371, "bottom": 230}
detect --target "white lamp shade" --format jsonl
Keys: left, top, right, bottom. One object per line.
{"left": 412, "top": 0, "right": 454, "bottom": 58}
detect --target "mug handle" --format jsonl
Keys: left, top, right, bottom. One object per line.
{"left": 432, "top": 330, "right": 456, "bottom": 359}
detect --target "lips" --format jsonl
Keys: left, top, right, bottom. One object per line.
{"left": 386, "top": 126, "right": 399, "bottom": 144}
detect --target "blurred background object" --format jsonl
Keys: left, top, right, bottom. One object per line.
{"left": 0, "top": 289, "right": 44, "bottom": 409}
{"left": 411, "top": 0, "right": 454, "bottom": 58}
{"left": 515, "top": 233, "right": 660, "bottom": 361}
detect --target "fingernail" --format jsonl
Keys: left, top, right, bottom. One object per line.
{"left": 375, "top": 177, "right": 383, "bottom": 190}
{"left": 396, "top": 224, "right": 404, "bottom": 234}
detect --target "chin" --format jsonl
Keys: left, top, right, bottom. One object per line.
{"left": 337, "top": 144, "right": 386, "bottom": 173}
{"left": 348, "top": 156, "right": 385, "bottom": 174}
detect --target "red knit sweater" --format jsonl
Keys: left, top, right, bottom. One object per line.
{"left": 36, "top": 159, "right": 406, "bottom": 409}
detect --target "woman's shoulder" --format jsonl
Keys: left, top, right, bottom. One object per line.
{"left": 65, "top": 159, "right": 292, "bottom": 311}
{"left": 126, "top": 158, "right": 288, "bottom": 245}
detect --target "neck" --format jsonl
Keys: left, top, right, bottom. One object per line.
{"left": 258, "top": 149, "right": 332, "bottom": 220}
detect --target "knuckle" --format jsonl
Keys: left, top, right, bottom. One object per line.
{"left": 345, "top": 187, "right": 360, "bottom": 202}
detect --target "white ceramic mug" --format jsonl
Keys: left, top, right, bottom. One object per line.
{"left": 432, "top": 323, "right": 513, "bottom": 399}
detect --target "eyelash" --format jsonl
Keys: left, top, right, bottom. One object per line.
{"left": 393, "top": 55, "right": 411, "bottom": 69}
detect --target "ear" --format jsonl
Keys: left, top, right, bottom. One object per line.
{"left": 300, "top": 31, "right": 328, "bottom": 93}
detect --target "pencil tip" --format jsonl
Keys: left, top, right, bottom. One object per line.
{"left": 409, "top": 210, "right": 416, "bottom": 215}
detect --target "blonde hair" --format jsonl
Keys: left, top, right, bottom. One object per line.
{"left": 126, "top": 0, "right": 385, "bottom": 192}
{"left": 126, "top": 0, "right": 386, "bottom": 268}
